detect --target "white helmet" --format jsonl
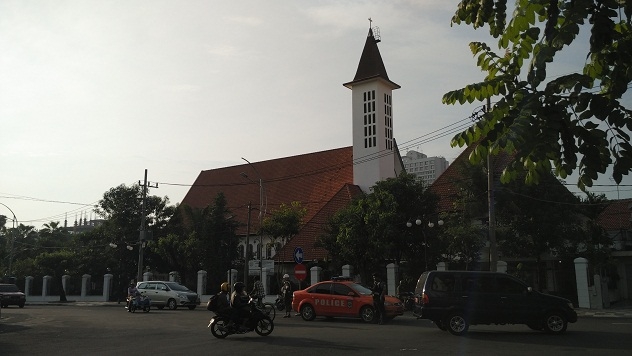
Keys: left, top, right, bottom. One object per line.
{"left": 283, "top": 274, "right": 290, "bottom": 279}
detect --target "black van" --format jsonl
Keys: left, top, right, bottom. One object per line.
{"left": 413, "top": 271, "right": 577, "bottom": 336}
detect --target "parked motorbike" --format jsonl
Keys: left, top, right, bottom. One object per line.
{"left": 398, "top": 292, "right": 415, "bottom": 311}
{"left": 274, "top": 294, "right": 285, "bottom": 311}
{"left": 208, "top": 301, "right": 274, "bottom": 338}
{"left": 127, "top": 294, "right": 151, "bottom": 313}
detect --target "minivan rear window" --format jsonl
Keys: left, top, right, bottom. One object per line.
{"left": 432, "top": 274, "right": 456, "bottom": 292}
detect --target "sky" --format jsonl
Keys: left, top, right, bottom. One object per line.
{"left": 1, "top": 0, "right": 631, "bottom": 229}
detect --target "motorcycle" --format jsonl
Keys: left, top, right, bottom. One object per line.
{"left": 208, "top": 301, "right": 274, "bottom": 338}
{"left": 398, "top": 292, "right": 415, "bottom": 311}
{"left": 127, "top": 294, "right": 151, "bottom": 313}
{"left": 274, "top": 294, "right": 285, "bottom": 311}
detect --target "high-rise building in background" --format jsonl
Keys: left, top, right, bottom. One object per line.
{"left": 402, "top": 150, "right": 449, "bottom": 186}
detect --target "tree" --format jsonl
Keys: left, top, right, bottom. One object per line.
{"left": 155, "top": 193, "right": 239, "bottom": 288}
{"left": 318, "top": 173, "right": 439, "bottom": 282}
{"left": 94, "top": 183, "right": 175, "bottom": 282}
{"left": 262, "top": 202, "right": 306, "bottom": 252}
{"left": 33, "top": 250, "right": 77, "bottom": 302}
{"left": 444, "top": 0, "right": 632, "bottom": 191}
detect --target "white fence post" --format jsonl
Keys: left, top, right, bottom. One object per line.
{"left": 81, "top": 274, "right": 91, "bottom": 297}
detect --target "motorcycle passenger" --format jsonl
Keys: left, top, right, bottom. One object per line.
{"left": 216, "top": 282, "right": 231, "bottom": 314}
{"left": 230, "top": 282, "right": 251, "bottom": 331}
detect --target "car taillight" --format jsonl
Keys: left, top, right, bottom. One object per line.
{"left": 422, "top": 293, "right": 429, "bottom": 305}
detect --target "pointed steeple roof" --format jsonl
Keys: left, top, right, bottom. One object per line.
{"left": 344, "top": 28, "right": 400, "bottom": 89}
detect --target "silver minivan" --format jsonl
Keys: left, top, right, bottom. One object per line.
{"left": 137, "top": 281, "right": 200, "bottom": 310}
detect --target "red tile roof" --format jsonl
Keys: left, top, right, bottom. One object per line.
{"left": 180, "top": 147, "right": 359, "bottom": 262}
{"left": 597, "top": 199, "right": 632, "bottom": 230}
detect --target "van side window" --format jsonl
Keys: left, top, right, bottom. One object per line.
{"left": 463, "top": 275, "right": 494, "bottom": 293}
{"left": 432, "top": 275, "right": 455, "bottom": 292}
{"left": 496, "top": 276, "right": 526, "bottom": 294}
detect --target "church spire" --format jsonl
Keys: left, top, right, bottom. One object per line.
{"left": 343, "top": 22, "right": 399, "bottom": 89}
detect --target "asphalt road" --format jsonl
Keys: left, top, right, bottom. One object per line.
{"left": 1, "top": 305, "right": 632, "bottom": 355}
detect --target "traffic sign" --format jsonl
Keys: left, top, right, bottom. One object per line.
{"left": 294, "top": 263, "right": 307, "bottom": 281}
{"left": 293, "top": 247, "right": 304, "bottom": 264}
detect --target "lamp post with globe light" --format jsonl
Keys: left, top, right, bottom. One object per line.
{"left": 407, "top": 219, "right": 443, "bottom": 271}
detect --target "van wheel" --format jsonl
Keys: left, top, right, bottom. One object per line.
{"left": 300, "top": 304, "right": 316, "bottom": 321}
{"left": 167, "top": 299, "right": 178, "bottom": 310}
{"left": 434, "top": 319, "right": 447, "bottom": 331}
{"left": 543, "top": 312, "right": 567, "bottom": 334}
{"left": 444, "top": 312, "right": 469, "bottom": 336}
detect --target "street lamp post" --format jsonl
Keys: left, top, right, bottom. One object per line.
{"left": 407, "top": 219, "right": 443, "bottom": 271}
{"left": 241, "top": 157, "right": 267, "bottom": 284}
{"left": 0, "top": 202, "right": 17, "bottom": 278}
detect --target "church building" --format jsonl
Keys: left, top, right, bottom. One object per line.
{"left": 180, "top": 25, "right": 404, "bottom": 275}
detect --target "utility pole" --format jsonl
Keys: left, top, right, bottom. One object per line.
{"left": 138, "top": 169, "right": 158, "bottom": 282}
{"left": 486, "top": 98, "right": 498, "bottom": 272}
{"left": 0, "top": 202, "right": 17, "bottom": 279}
{"left": 244, "top": 202, "right": 252, "bottom": 289}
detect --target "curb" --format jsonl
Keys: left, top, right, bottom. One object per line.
{"left": 575, "top": 308, "right": 632, "bottom": 318}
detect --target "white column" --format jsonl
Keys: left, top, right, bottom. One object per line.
{"left": 436, "top": 262, "right": 448, "bottom": 271}
{"left": 386, "top": 263, "right": 398, "bottom": 296}
{"left": 497, "top": 261, "right": 507, "bottom": 273}
{"left": 62, "top": 274, "right": 71, "bottom": 294}
{"left": 342, "top": 265, "right": 354, "bottom": 278}
{"left": 25, "top": 276, "right": 34, "bottom": 297}
{"left": 103, "top": 274, "right": 113, "bottom": 301}
{"left": 197, "top": 270, "right": 207, "bottom": 296}
{"left": 227, "top": 269, "right": 238, "bottom": 289}
{"left": 574, "top": 257, "right": 590, "bottom": 308}
{"left": 261, "top": 268, "right": 269, "bottom": 295}
{"left": 81, "top": 274, "right": 91, "bottom": 297}
{"left": 310, "top": 266, "right": 323, "bottom": 285}
{"left": 42, "top": 275, "right": 52, "bottom": 297}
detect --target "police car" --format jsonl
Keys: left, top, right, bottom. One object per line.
{"left": 292, "top": 277, "right": 404, "bottom": 323}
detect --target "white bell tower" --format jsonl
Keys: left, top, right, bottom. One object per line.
{"left": 343, "top": 24, "right": 400, "bottom": 193}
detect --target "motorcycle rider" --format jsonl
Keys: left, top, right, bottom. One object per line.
{"left": 230, "top": 282, "right": 251, "bottom": 331}
{"left": 126, "top": 281, "right": 140, "bottom": 312}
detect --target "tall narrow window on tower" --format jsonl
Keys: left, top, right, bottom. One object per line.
{"left": 384, "top": 93, "right": 392, "bottom": 150}
{"left": 363, "top": 90, "right": 376, "bottom": 148}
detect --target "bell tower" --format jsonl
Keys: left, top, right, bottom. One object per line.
{"left": 343, "top": 23, "right": 400, "bottom": 193}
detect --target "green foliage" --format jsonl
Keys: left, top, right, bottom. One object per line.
{"left": 318, "top": 173, "right": 439, "bottom": 280}
{"left": 156, "top": 193, "right": 239, "bottom": 287}
{"left": 447, "top": 0, "right": 632, "bottom": 191}
{"left": 262, "top": 201, "right": 307, "bottom": 243}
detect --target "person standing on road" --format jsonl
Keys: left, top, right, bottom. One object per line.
{"left": 250, "top": 276, "right": 265, "bottom": 307}
{"left": 281, "top": 274, "right": 293, "bottom": 318}
{"left": 372, "top": 273, "right": 386, "bottom": 324}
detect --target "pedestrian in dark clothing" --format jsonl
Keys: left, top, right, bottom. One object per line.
{"left": 372, "top": 273, "right": 386, "bottom": 324}
{"left": 281, "top": 274, "right": 293, "bottom": 317}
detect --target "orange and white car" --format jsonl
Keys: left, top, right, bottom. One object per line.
{"left": 292, "top": 278, "right": 404, "bottom": 323}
